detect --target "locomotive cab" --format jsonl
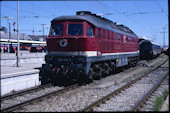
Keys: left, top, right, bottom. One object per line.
{"left": 47, "top": 20, "right": 98, "bottom": 56}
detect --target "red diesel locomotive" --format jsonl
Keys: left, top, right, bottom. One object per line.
{"left": 40, "top": 11, "right": 139, "bottom": 85}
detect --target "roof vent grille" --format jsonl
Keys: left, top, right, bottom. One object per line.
{"left": 76, "top": 11, "right": 91, "bottom": 15}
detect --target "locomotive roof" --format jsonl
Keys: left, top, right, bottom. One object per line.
{"left": 138, "top": 36, "right": 150, "bottom": 40}
{"left": 52, "top": 11, "right": 138, "bottom": 37}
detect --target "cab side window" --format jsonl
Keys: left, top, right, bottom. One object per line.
{"left": 98, "top": 29, "right": 100, "bottom": 38}
{"left": 87, "top": 27, "right": 94, "bottom": 36}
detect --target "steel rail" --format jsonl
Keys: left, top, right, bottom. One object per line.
{"left": 79, "top": 58, "right": 168, "bottom": 112}
{"left": 1, "top": 84, "right": 79, "bottom": 112}
{"left": 1, "top": 83, "right": 52, "bottom": 101}
{"left": 130, "top": 70, "right": 169, "bottom": 111}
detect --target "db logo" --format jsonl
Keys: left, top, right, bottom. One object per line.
{"left": 59, "top": 39, "right": 68, "bottom": 47}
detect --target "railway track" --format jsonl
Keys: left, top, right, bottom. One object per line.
{"left": 1, "top": 83, "right": 52, "bottom": 101}
{"left": 1, "top": 57, "right": 168, "bottom": 112}
{"left": 0, "top": 60, "right": 145, "bottom": 112}
{"left": 79, "top": 58, "right": 168, "bottom": 112}
{"left": 1, "top": 83, "right": 79, "bottom": 112}
{"left": 130, "top": 71, "right": 169, "bottom": 111}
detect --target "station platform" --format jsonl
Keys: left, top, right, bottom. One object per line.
{"left": 1, "top": 51, "right": 45, "bottom": 78}
{"left": 1, "top": 61, "right": 45, "bottom": 78}
{"left": 1, "top": 51, "right": 46, "bottom": 95}
{"left": 1, "top": 51, "right": 46, "bottom": 60}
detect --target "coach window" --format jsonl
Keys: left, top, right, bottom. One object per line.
{"left": 51, "top": 24, "right": 63, "bottom": 36}
{"left": 98, "top": 29, "right": 100, "bottom": 38}
{"left": 87, "top": 27, "right": 94, "bottom": 37}
{"left": 118, "top": 34, "right": 120, "bottom": 40}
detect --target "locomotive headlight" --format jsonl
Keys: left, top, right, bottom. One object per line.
{"left": 59, "top": 39, "right": 68, "bottom": 47}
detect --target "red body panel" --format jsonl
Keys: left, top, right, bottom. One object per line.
{"left": 47, "top": 37, "right": 97, "bottom": 51}
{"left": 47, "top": 20, "right": 139, "bottom": 55}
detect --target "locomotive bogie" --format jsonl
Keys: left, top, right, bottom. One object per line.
{"left": 40, "top": 52, "right": 139, "bottom": 85}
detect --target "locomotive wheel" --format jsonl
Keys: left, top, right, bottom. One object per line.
{"left": 133, "top": 61, "right": 137, "bottom": 67}
{"left": 94, "top": 71, "right": 102, "bottom": 80}
{"left": 92, "top": 64, "right": 102, "bottom": 80}
{"left": 108, "top": 67, "right": 112, "bottom": 75}
{"left": 102, "top": 63, "right": 110, "bottom": 77}
{"left": 110, "top": 62, "right": 116, "bottom": 74}
{"left": 101, "top": 69, "right": 109, "bottom": 77}
{"left": 89, "top": 68, "right": 95, "bottom": 79}
{"left": 131, "top": 61, "right": 135, "bottom": 67}
{"left": 101, "top": 71, "right": 107, "bottom": 77}
{"left": 128, "top": 61, "right": 133, "bottom": 68}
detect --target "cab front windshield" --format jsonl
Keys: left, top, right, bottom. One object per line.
{"left": 50, "top": 23, "right": 83, "bottom": 36}
{"left": 50, "top": 24, "right": 63, "bottom": 36}
{"left": 68, "top": 24, "right": 83, "bottom": 35}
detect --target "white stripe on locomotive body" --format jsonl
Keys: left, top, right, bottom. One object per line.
{"left": 47, "top": 51, "right": 97, "bottom": 56}
{"left": 47, "top": 51, "right": 139, "bottom": 57}
{"left": 102, "top": 51, "right": 139, "bottom": 56}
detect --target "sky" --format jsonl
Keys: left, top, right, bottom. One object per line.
{"left": 1, "top": 0, "right": 169, "bottom": 47}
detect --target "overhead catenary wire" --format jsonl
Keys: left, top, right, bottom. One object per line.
{"left": 1, "top": 5, "right": 41, "bottom": 17}
{"left": 153, "top": 0, "right": 168, "bottom": 17}
{"left": 95, "top": 0, "right": 154, "bottom": 36}
{"left": 95, "top": 0, "right": 168, "bottom": 46}
{"left": 1, "top": 0, "right": 168, "bottom": 45}
{"left": 1, "top": 5, "right": 53, "bottom": 19}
